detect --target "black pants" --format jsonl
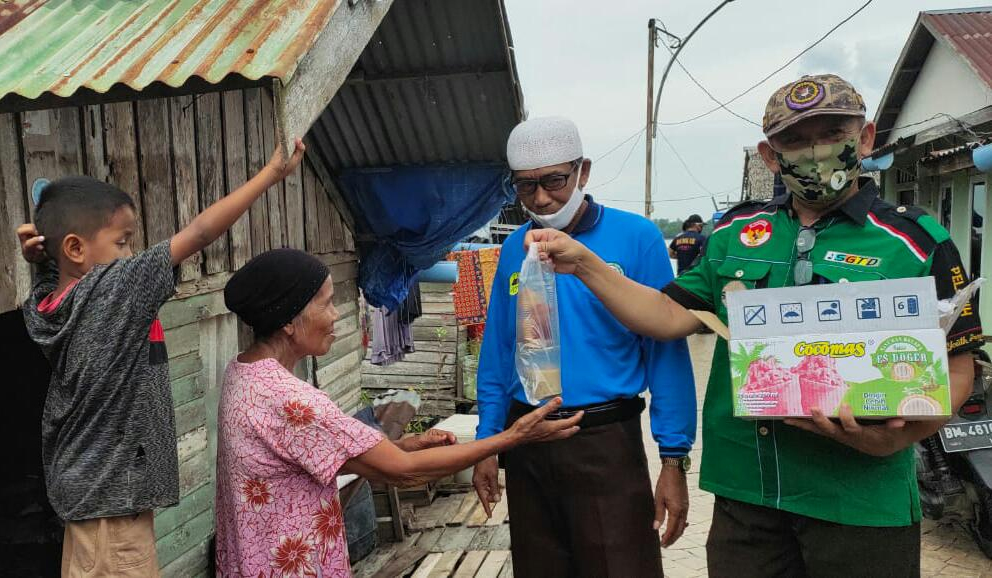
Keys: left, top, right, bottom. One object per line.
{"left": 502, "top": 408, "right": 663, "bottom": 578}
{"left": 706, "top": 496, "right": 921, "bottom": 578}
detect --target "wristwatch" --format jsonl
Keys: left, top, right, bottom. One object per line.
{"left": 661, "top": 455, "right": 691, "bottom": 473}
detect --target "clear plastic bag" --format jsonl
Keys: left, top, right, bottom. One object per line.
{"left": 515, "top": 244, "right": 562, "bottom": 404}
{"left": 938, "top": 277, "right": 985, "bottom": 334}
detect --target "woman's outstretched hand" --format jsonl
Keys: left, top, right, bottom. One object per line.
{"left": 399, "top": 429, "right": 458, "bottom": 452}
{"left": 507, "top": 397, "right": 583, "bottom": 445}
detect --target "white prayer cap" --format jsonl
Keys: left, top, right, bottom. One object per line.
{"left": 506, "top": 116, "right": 583, "bottom": 171}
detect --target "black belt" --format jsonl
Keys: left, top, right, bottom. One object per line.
{"left": 506, "top": 396, "right": 646, "bottom": 430}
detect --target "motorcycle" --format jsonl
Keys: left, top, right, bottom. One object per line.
{"left": 917, "top": 343, "right": 992, "bottom": 557}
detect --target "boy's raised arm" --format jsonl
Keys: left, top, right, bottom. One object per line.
{"left": 170, "top": 139, "right": 306, "bottom": 266}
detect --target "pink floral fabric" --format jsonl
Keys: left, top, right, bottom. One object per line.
{"left": 215, "top": 358, "right": 383, "bottom": 577}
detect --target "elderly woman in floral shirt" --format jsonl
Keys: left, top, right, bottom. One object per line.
{"left": 215, "top": 249, "right": 580, "bottom": 578}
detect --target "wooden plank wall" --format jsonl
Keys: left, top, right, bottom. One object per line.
{"left": 361, "top": 282, "right": 462, "bottom": 418}
{"left": 0, "top": 87, "right": 361, "bottom": 576}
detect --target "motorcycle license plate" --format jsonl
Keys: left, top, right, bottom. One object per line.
{"left": 939, "top": 419, "right": 992, "bottom": 452}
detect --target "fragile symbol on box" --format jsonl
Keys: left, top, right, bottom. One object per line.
{"left": 817, "top": 300, "right": 841, "bottom": 322}
{"left": 857, "top": 297, "right": 881, "bottom": 320}
{"left": 780, "top": 303, "right": 803, "bottom": 324}
{"left": 744, "top": 305, "right": 766, "bottom": 326}
{"left": 894, "top": 295, "right": 920, "bottom": 317}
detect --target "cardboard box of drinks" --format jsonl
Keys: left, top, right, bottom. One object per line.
{"left": 709, "top": 277, "right": 950, "bottom": 419}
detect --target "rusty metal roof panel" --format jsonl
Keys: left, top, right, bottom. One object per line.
{"left": 923, "top": 8, "right": 992, "bottom": 89}
{"left": 0, "top": 0, "right": 340, "bottom": 102}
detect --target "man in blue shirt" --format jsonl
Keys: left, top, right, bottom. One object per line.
{"left": 473, "top": 117, "right": 696, "bottom": 576}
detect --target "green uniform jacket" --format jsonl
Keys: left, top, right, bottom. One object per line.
{"left": 663, "top": 178, "right": 985, "bottom": 527}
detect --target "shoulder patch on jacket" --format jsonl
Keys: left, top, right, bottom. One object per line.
{"left": 866, "top": 198, "right": 941, "bottom": 259}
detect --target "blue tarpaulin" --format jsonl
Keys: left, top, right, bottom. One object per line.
{"left": 338, "top": 164, "right": 513, "bottom": 310}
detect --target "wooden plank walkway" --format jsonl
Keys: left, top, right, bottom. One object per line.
{"left": 353, "top": 476, "right": 513, "bottom": 578}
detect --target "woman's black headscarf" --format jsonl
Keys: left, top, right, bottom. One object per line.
{"left": 224, "top": 249, "right": 330, "bottom": 336}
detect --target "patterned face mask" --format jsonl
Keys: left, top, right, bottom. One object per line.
{"left": 774, "top": 138, "right": 861, "bottom": 208}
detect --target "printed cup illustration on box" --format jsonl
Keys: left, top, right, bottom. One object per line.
{"left": 726, "top": 277, "right": 950, "bottom": 419}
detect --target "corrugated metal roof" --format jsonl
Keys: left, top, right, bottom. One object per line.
{"left": 873, "top": 7, "right": 992, "bottom": 147}
{"left": 309, "top": 0, "right": 524, "bottom": 168}
{"left": 924, "top": 8, "right": 992, "bottom": 89}
{"left": 0, "top": 0, "right": 341, "bottom": 102}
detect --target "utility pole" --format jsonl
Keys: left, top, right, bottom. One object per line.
{"left": 644, "top": 18, "right": 656, "bottom": 219}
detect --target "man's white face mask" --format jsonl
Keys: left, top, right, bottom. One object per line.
{"left": 518, "top": 162, "right": 586, "bottom": 230}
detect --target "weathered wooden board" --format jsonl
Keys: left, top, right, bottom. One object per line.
{"left": 154, "top": 506, "right": 214, "bottom": 568}
{"left": 169, "top": 351, "right": 202, "bottom": 380}
{"left": 170, "top": 95, "right": 202, "bottom": 281}
{"left": 243, "top": 87, "right": 270, "bottom": 257}
{"left": 425, "top": 549, "right": 462, "bottom": 578}
{"left": 410, "top": 552, "right": 443, "bottom": 578}
{"left": 194, "top": 92, "right": 230, "bottom": 274}
{"left": 171, "top": 373, "right": 204, "bottom": 407}
{"left": 371, "top": 544, "right": 429, "bottom": 578}
{"left": 475, "top": 550, "right": 510, "bottom": 578}
{"left": 80, "top": 104, "right": 108, "bottom": 182}
{"left": 166, "top": 323, "right": 199, "bottom": 359}
{"left": 488, "top": 524, "right": 511, "bottom": 551}
{"left": 137, "top": 99, "right": 177, "bottom": 245}
{"left": 154, "top": 482, "right": 214, "bottom": 538}
{"left": 177, "top": 447, "right": 211, "bottom": 498}
{"left": 303, "top": 159, "right": 321, "bottom": 254}
{"left": 467, "top": 525, "right": 502, "bottom": 551}
{"left": 0, "top": 113, "right": 29, "bottom": 312}
{"left": 453, "top": 550, "right": 488, "bottom": 577}
{"left": 485, "top": 499, "right": 509, "bottom": 526}
{"left": 103, "top": 102, "right": 146, "bottom": 250}
{"left": 160, "top": 290, "right": 229, "bottom": 330}
{"left": 259, "top": 87, "right": 286, "bottom": 250}
{"left": 177, "top": 426, "right": 208, "bottom": 463}
{"left": 222, "top": 90, "right": 251, "bottom": 269}
{"left": 159, "top": 538, "right": 210, "bottom": 578}
{"left": 21, "top": 108, "right": 83, "bottom": 219}
{"left": 438, "top": 526, "right": 478, "bottom": 552}
{"left": 450, "top": 492, "right": 480, "bottom": 526}
{"left": 466, "top": 502, "right": 490, "bottom": 528}
{"left": 175, "top": 398, "right": 207, "bottom": 438}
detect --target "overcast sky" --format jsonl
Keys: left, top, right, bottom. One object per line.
{"left": 503, "top": 0, "right": 988, "bottom": 222}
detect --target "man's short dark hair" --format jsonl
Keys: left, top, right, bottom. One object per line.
{"left": 34, "top": 176, "right": 136, "bottom": 260}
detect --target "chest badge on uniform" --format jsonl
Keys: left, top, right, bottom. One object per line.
{"left": 740, "top": 219, "right": 773, "bottom": 248}
{"left": 509, "top": 272, "right": 520, "bottom": 296}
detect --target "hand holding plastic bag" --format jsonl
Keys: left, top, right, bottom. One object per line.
{"left": 516, "top": 244, "right": 562, "bottom": 404}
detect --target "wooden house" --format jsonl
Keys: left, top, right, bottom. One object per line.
{"left": 0, "top": 0, "right": 523, "bottom": 574}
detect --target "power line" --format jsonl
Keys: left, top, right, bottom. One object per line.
{"left": 658, "top": 33, "right": 761, "bottom": 128}
{"left": 586, "top": 129, "right": 644, "bottom": 191}
{"left": 600, "top": 187, "right": 739, "bottom": 204}
{"left": 657, "top": 130, "right": 713, "bottom": 194}
{"left": 659, "top": 0, "right": 875, "bottom": 127}
{"left": 875, "top": 112, "right": 992, "bottom": 138}
{"left": 592, "top": 127, "right": 645, "bottom": 162}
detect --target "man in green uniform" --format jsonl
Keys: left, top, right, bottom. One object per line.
{"left": 527, "top": 74, "right": 985, "bottom": 576}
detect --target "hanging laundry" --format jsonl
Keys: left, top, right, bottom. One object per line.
{"left": 369, "top": 306, "right": 415, "bottom": 366}
{"left": 451, "top": 250, "right": 487, "bottom": 325}
{"left": 398, "top": 278, "right": 423, "bottom": 325}
{"left": 478, "top": 246, "right": 502, "bottom": 306}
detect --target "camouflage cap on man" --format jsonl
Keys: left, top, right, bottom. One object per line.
{"left": 762, "top": 74, "right": 866, "bottom": 138}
